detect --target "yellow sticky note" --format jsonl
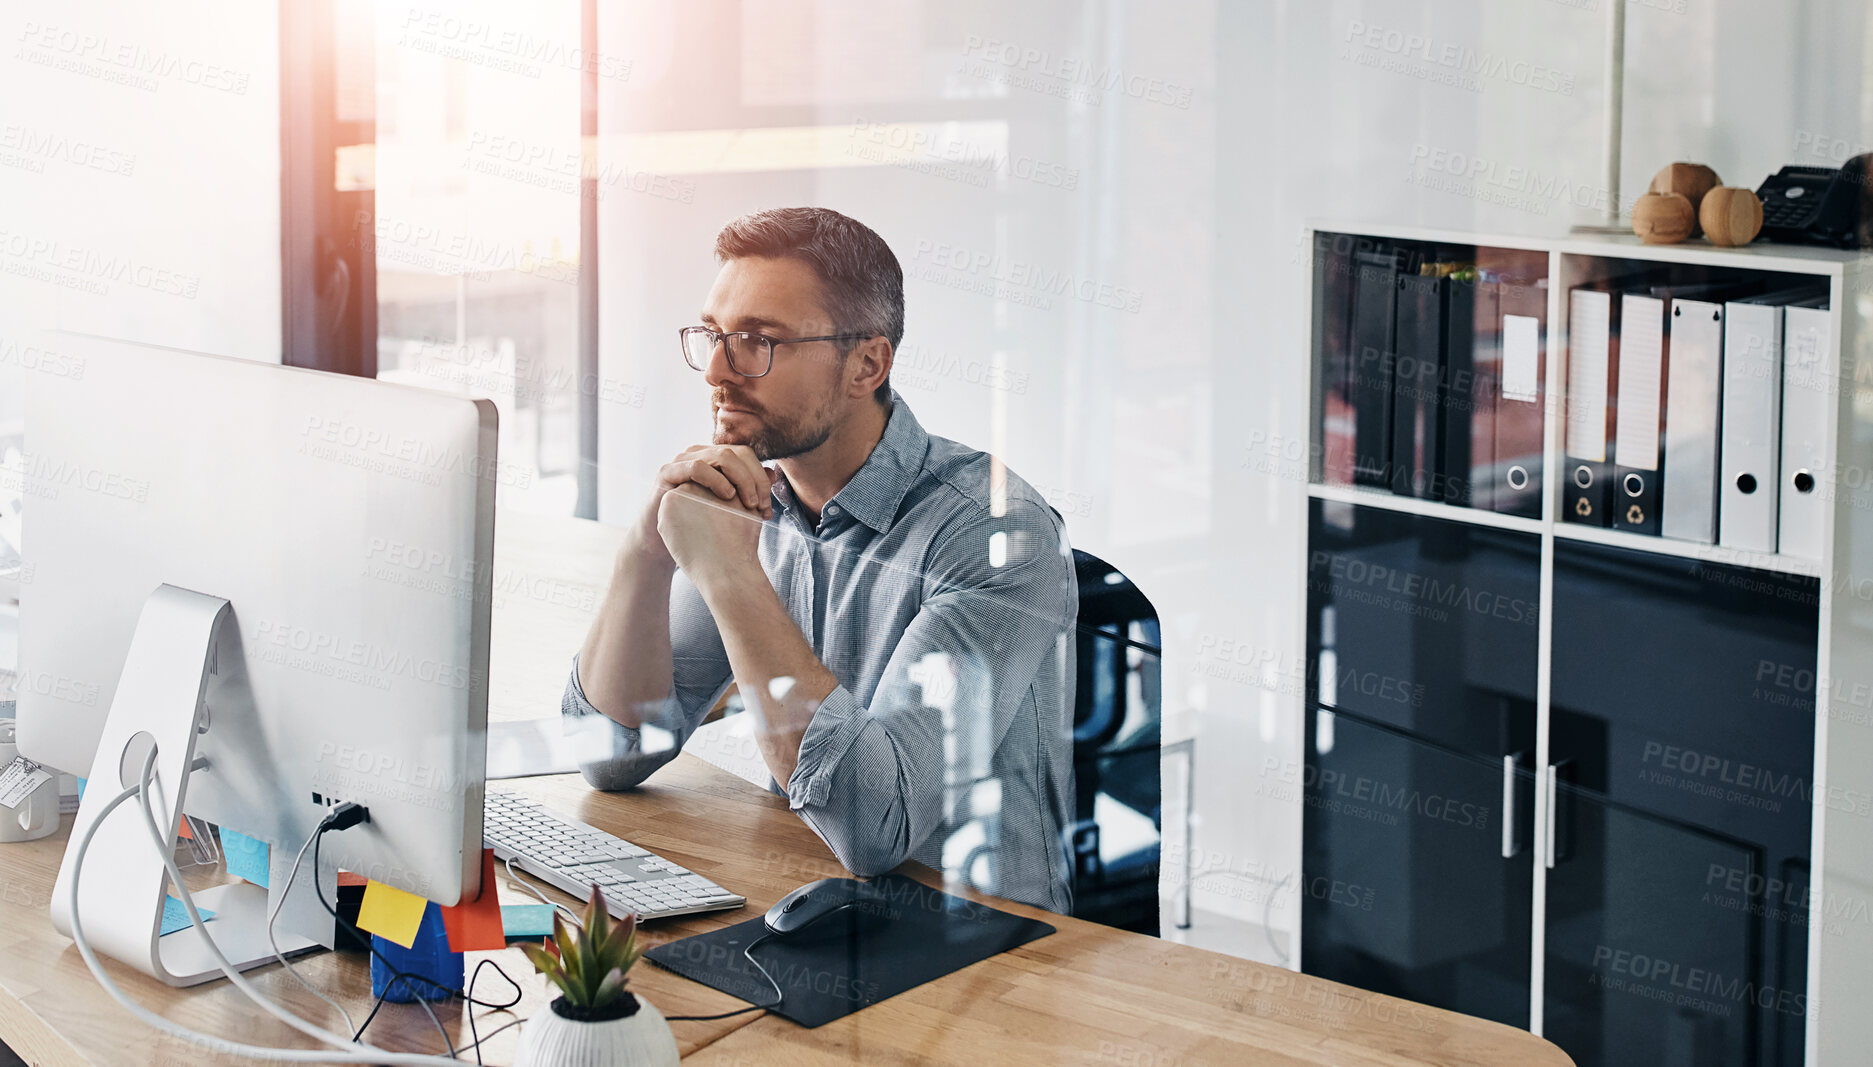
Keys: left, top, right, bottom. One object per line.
{"left": 357, "top": 880, "right": 427, "bottom": 950}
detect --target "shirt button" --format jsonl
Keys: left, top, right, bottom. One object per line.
{"left": 826, "top": 505, "right": 840, "bottom": 516}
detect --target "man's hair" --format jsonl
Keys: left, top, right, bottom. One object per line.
{"left": 714, "top": 207, "right": 903, "bottom": 402}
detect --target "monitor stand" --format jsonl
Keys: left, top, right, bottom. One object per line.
{"left": 49, "top": 584, "right": 320, "bottom": 987}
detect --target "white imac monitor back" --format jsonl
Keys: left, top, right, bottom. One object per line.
{"left": 17, "top": 333, "right": 496, "bottom": 905}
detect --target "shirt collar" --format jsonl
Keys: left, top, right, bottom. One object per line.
{"left": 770, "top": 392, "right": 929, "bottom": 535}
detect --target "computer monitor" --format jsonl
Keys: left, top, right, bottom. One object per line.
{"left": 15, "top": 332, "right": 496, "bottom": 985}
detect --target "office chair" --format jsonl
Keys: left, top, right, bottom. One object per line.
{"left": 1066, "top": 550, "right": 1162, "bottom": 935}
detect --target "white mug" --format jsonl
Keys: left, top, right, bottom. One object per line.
{"left": 0, "top": 719, "right": 58, "bottom": 843}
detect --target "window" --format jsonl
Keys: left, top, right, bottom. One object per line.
{"left": 289, "top": 0, "right": 597, "bottom": 516}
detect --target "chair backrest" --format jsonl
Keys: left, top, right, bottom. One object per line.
{"left": 1067, "top": 549, "right": 1162, "bottom": 935}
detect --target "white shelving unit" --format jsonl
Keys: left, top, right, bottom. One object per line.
{"left": 1299, "top": 221, "right": 1873, "bottom": 1064}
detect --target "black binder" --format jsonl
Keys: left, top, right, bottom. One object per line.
{"left": 1392, "top": 273, "right": 1448, "bottom": 499}
{"left": 1349, "top": 256, "right": 1401, "bottom": 488}
{"left": 1492, "top": 281, "right": 1548, "bottom": 519}
{"left": 1611, "top": 292, "right": 1667, "bottom": 536}
{"left": 1440, "top": 278, "right": 1495, "bottom": 510}
{"left": 1564, "top": 272, "right": 1667, "bottom": 527}
{"left": 1563, "top": 286, "right": 1620, "bottom": 527}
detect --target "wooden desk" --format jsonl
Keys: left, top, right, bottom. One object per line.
{"left": 0, "top": 511, "right": 1574, "bottom": 1065}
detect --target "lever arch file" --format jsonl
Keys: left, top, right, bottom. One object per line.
{"left": 1612, "top": 294, "right": 1665, "bottom": 535}
{"left": 1392, "top": 273, "right": 1448, "bottom": 499}
{"left": 1720, "top": 297, "right": 1787, "bottom": 553}
{"left": 1779, "top": 297, "right": 1834, "bottom": 561}
{"left": 1349, "top": 258, "right": 1401, "bottom": 489}
{"left": 1660, "top": 299, "right": 1726, "bottom": 544}
{"left": 1564, "top": 287, "right": 1616, "bottom": 527}
{"left": 1493, "top": 282, "right": 1547, "bottom": 519}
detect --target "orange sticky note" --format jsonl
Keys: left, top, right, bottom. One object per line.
{"left": 440, "top": 848, "right": 505, "bottom": 953}
{"left": 177, "top": 819, "right": 194, "bottom": 840}
{"left": 336, "top": 871, "right": 367, "bottom": 887}
{"left": 357, "top": 880, "right": 428, "bottom": 949}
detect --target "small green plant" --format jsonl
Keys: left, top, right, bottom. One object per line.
{"left": 518, "top": 886, "right": 643, "bottom": 1009}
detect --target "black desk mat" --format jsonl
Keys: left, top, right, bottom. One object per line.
{"left": 645, "top": 874, "right": 1055, "bottom": 1028}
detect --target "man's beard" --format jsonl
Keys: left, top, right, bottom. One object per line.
{"left": 712, "top": 388, "right": 837, "bottom": 461}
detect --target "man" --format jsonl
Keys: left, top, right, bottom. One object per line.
{"left": 562, "top": 207, "right": 1079, "bottom": 912}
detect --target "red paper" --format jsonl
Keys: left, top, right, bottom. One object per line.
{"left": 440, "top": 848, "right": 505, "bottom": 952}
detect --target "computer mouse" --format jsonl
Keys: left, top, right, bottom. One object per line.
{"left": 763, "top": 877, "right": 898, "bottom": 938}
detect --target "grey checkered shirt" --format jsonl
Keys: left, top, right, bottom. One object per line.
{"left": 563, "top": 395, "right": 1078, "bottom": 912}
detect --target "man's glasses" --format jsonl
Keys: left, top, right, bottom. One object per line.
{"left": 679, "top": 326, "right": 872, "bottom": 378}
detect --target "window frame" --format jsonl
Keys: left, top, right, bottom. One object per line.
{"left": 279, "top": 0, "right": 600, "bottom": 518}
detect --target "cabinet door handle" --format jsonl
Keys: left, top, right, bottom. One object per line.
{"left": 1501, "top": 754, "right": 1518, "bottom": 859}
{"left": 1543, "top": 764, "right": 1559, "bottom": 869}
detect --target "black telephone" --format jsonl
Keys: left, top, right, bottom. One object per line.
{"left": 1754, "top": 154, "right": 1870, "bottom": 248}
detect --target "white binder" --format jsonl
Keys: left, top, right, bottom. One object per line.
{"left": 1613, "top": 294, "right": 1665, "bottom": 534}
{"left": 1779, "top": 301, "right": 1834, "bottom": 561}
{"left": 1719, "top": 300, "right": 1784, "bottom": 553}
{"left": 1660, "top": 299, "right": 1726, "bottom": 544}
{"left": 1563, "top": 288, "right": 1615, "bottom": 526}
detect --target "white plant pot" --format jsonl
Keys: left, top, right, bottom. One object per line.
{"left": 513, "top": 993, "right": 681, "bottom": 1067}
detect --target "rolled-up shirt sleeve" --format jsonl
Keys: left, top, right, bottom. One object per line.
{"left": 784, "top": 500, "right": 1074, "bottom": 878}
{"left": 561, "top": 568, "right": 734, "bottom": 791}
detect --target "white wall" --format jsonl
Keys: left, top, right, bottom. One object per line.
{"left": 0, "top": 0, "right": 281, "bottom": 682}
{"left": 579, "top": 0, "right": 1873, "bottom": 960}
{"left": 0, "top": 0, "right": 281, "bottom": 357}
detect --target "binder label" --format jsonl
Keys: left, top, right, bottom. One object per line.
{"left": 1615, "top": 297, "right": 1664, "bottom": 471}
{"left": 1502, "top": 314, "right": 1540, "bottom": 403}
{"left": 1566, "top": 290, "right": 1610, "bottom": 462}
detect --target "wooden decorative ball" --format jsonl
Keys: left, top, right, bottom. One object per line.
{"left": 1649, "top": 163, "right": 1722, "bottom": 235}
{"left": 1699, "top": 186, "right": 1764, "bottom": 247}
{"left": 1632, "top": 192, "right": 1696, "bottom": 244}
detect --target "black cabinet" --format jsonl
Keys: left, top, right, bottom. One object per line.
{"left": 1302, "top": 708, "right": 1537, "bottom": 1027}
{"left": 1543, "top": 781, "right": 1789, "bottom": 1067}
{"left": 1305, "top": 500, "right": 1541, "bottom": 756}
{"left": 1300, "top": 505, "right": 1820, "bottom": 1057}
{"left": 1302, "top": 501, "right": 1541, "bottom": 1026}
{"left": 1547, "top": 541, "right": 1817, "bottom": 1067}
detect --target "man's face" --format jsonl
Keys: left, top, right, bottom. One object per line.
{"left": 699, "top": 256, "right": 850, "bottom": 461}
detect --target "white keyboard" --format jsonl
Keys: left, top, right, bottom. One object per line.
{"left": 483, "top": 788, "right": 745, "bottom": 921}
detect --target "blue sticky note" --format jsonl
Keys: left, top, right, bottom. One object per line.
{"left": 161, "top": 895, "right": 215, "bottom": 935}
{"left": 75, "top": 776, "right": 85, "bottom": 797}
{"left": 501, "top": 904, "right": 556, "bottom": 938}
{"left": 221, "top": 827, "right": 270, "bottom": 887}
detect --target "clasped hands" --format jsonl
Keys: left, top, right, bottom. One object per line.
{"left": 634, "top": 444, "right": 776, "bottom": 584}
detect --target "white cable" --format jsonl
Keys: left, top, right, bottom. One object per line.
{"left": 502, "top": 856, "right": 577, "bottom": 921}
{"left": 266, "top": 825, "right": 359, "bottom": 1036}
{"left": 65, "top": 751, "right": 481, "bottom": 1065}
{"left": 258, "top": 814, "right": 453, "bottom": 1054}
{"left": 135, "top": 767, "right": 458, "bottom": 1059}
